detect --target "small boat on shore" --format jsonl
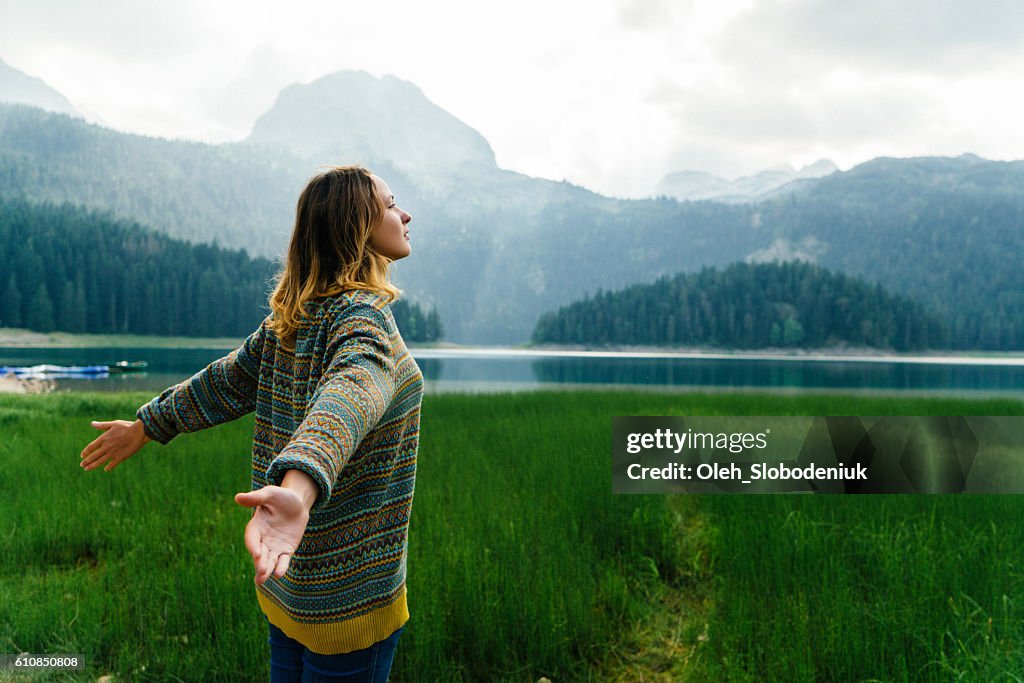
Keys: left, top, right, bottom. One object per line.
{"left": 107, "top": 361, "right": 149, "bottom": 373}
{"left": 0, "top": 361, "right": 148, "bottom": 379}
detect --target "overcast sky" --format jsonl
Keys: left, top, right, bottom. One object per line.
{"left": 1, "top": 0, "right": 1022, "bottom": 197}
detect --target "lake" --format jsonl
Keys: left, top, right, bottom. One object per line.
{"left": 1, "top": 346, "right": 1023, "bottom": 399}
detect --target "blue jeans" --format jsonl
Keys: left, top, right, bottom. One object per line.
{"left": 267, "top": 619, "right": 403, "bottom": 682}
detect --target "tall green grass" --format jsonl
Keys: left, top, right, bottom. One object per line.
{"left": 1, "top": 390, "right": 1022, "bottom": 681}
{"left": 679, "top": 397, "right": 1024, "bottom": 683}
{"left": 0, "top": 391, "right": 689, "bottom": 681}
{"left": 692, "top": 496, "right": 1024, "bottom": 682}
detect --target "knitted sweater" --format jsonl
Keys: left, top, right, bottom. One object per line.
{"left": 136, "top": 290, "right": 423, "bottom": 654}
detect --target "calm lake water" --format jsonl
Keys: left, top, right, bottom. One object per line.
{"left": 2, "top": 346, "right": 1023, "bottom": 399}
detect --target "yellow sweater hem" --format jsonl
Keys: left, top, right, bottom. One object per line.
{"left": 256, "top": 585, "right": 409, "bottom": 655}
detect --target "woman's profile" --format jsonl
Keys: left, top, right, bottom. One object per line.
{"left": 78, "top": 165, "right": 422, "bottom": 682}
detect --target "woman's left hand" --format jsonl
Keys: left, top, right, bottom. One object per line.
{"left": 234, "top": 486, "right": 310, "bottom": 585}
{"left": 80, "top": 419, "right": 151, "bottom": 471}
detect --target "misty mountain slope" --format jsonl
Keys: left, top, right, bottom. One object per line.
{"left": 0, "top": 58, "right": 79, "bottom": 117}
{"left": 748, "top": 154, "right": 1024, "bottom": 347}
{"left": 454, "top": 198, "right": 761, "bottom": 342}
{"left": 0, "top": 104, "right": 305, "bottom": 258}
{"left": 800, "top": 154, "right": 1024, "bottom": 202}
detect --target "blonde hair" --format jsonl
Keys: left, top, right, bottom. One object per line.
{"left": 268, "top": 165, "right": 400, "bottom": 350}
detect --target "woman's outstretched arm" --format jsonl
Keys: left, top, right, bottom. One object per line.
{"left": 135, "top": 317, "right": 269, "bottom": 445}
{"left": 79, "top": 317, "right": 268, "bottom": 472}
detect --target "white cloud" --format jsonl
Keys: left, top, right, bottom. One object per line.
{"left": 721, "top": 0, "right": 1024, "bottom": 75}
{"left": 0, "top": 0, "right": 1022, "bottom": 196}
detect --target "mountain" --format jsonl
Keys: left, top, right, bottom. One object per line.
{"left": 1, "top": 68, "right": 1022, "bottom": 348}
{"left": 656, "top": 159, "right": 838, "bottom": 201}
{"left": 0, "top": 58, "right": 79, "bottom": 118}
{"left": 246, "top": 71, "right": 496, "bottom": 175}
{"left": 0, "top": 101, "right": 610, "bottom": 343}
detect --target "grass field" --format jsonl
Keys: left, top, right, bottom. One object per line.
{"left": 0, "top": 390, "right": 1022, "bottom": 681}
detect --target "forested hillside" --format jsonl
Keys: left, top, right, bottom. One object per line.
{"left": 0, "top": 198, "right": 442, "bottom": 341}
{"left": 533, "top": 261, "right": 948, "bottom": 351}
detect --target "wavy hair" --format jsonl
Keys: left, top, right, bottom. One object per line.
{"left": 268, "top": 165, "right": 400, "bottom": 350}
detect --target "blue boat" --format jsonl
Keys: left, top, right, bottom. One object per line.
{"left": 1, "top": 364, "right": 111, "bottom": 378}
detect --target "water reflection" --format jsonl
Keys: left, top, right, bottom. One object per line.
{"left": 529, "top": 356, "right": 1024, "bottom": 395}
{"left": 0, "top": 346, "right": 1021, "bottom": 398}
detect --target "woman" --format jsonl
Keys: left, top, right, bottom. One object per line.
{"left": 79, "top": 165, "right": 423, "bottom": 682}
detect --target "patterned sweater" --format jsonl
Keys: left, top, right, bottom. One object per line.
{"left": 136, "top": 289, "right": 423, "bottom": 655}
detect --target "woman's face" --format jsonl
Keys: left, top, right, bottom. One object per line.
{"left": 369, "top": 175, "right": 412, "bottom": 261}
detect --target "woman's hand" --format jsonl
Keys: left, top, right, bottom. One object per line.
{"left": 80, "top": 419, "right": 151, "bottom": 471}
{"left": 235, "top": 485, "right": 312, "bottom": 586}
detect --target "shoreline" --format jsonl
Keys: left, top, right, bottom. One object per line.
{"left": 0, "top": 375, "right": 54, "bottom": 394}
{"left": 2, "top": 327, "right": 1023, "bottom": 363}
{"left": 413, "top": 344, "right": 1024, "bottom": 366}
{"left": 520, "top": 342, "right": 1024, "bottom": 360}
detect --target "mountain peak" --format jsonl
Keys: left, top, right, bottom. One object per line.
{"left": 798, "top": 159, "right": 839, "bottom": 176}
{"left": 656, "top": 158, "right": 838, "bottom": 201}
{"left": 245, "top": 70, "right": 495, "bottom": 171}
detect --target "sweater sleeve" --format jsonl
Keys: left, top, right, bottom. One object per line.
{"left": 265, "top": 303, "right": 396, "bottom": 514}
{"left": 136, "top": 317, "right": 269, "bottom": 444}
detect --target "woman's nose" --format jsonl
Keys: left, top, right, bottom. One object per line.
{"left": 402, "top": 210, "right": 412, "bottom": 224}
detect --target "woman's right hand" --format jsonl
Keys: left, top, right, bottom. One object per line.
{"left": 80, "top": 419, "right": 151, "bottom": 471}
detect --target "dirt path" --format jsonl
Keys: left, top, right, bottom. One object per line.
{"left": 593, "top": 497, "right": 715, "bottom": 681}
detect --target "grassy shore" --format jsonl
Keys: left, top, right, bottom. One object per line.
{"left": 0, "top": 328, "right": 245, "bottom": 349}
{"left": 1, "top": 390, "right": 1022, "bottom": 681}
